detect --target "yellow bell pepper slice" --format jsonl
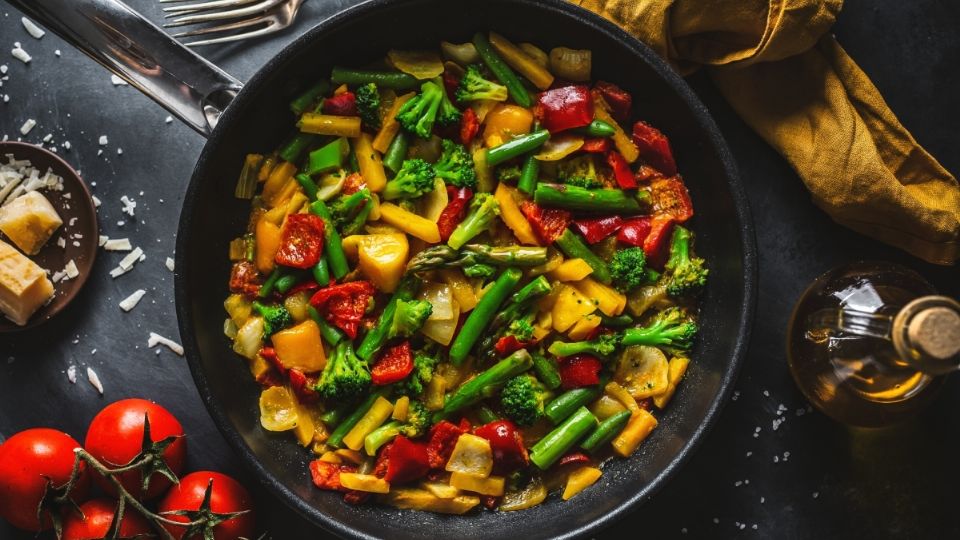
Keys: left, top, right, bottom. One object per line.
{"left": 449, "top": 472, "right": 505, "bottom": 496}
{"left": 261, "top": 161, "right": 298, "bottom": 207}
{"left": 298, "top": 113, "right": 361, "bottom": 138}
{"left": 384, "top": 488, "right": 480, "bottom": 514}
{"left": 612, "top": 409, "right": 658, "bottom": 457}
{"left": 551, "top": 283, "right": 597, "bottom": 333}
{"left": 247, "top": 354, "right": 271, "bottom": 382}
{"left": 494, "top": 183, "right": 539, "bottom": 245}
{"left": 379, "top": 203, "right": 441, "bottom": 243}
{"left": 342, "top": 396, "right": 394, "bottom": 451}
{"left": 653, "top": 356, "right": 690, "bottom": 409}
{"left": 355, "top": 133, "right": 387, "bottom": 193}
{"left": 293, "top": 401, "right": 317, "bottom": 446}
{"left": 357, "top": 233, "right": 409, "bottom": 293}
{"left": 254, "top": 218, "right": 281, "bottom": 274}
{"left": 318, "top": 451, "right": 342, "bottom": 464}
{"left": 271, "top": 320, "right": 326, "bottom": 372}
{"left": 593, "top": 94, "right": 639, "bottom": 163}
{"left": 567, "top": 313, "right": 602, "bottom": 341}
{"left": 373, "top": 92, "right": 415, "bottom": 152}
{"left": 334, "top": 448, "right": 365, "bottom": 465}
{"left": 488, "top": 32, "right": 554, "bottom": 90}
{"left": 483, "top": 104, "right": 533, "bottom": 148}
{"left": 548, "top": 258, "right": 593, "bottom": 282}
{"left": 571, "top": 277, "right": 626, "bottom": 317}
{"left": 339, "top": 473, "right": 391, "bottom": 494}
{"left": 393, "top": 396, "right": 411, "bottom": 422}
{"left": 445, "top": 434, "right": 493, "bottom": 478}
{"left": 562, "top": 466, "right": 602, "bottom": 500}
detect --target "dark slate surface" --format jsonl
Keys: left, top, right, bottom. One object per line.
{"left": 1, "top": 0, "right": 957, "bottom": 538}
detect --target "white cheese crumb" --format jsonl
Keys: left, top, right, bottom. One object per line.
{"left": 98, "top": 235, "right": 109, "bottom": 246}
{"left": 148, "top": 332, "right": 184, "bottom": 356}
{"left": 118, "top": 246, "right": 144, "bottom": 270}
{"left": 109, "top": 265, "right": 131, "bottom": 278}
{"left": 103, "top": 238, "right": 131, "bottom": 251}
{"left": 119, "top": 289, "right": 146, "bottom": 312}
{"left": 117, "top": 148, "right": 123, "bottom": 155}
{"left": 120, "top": 195, "right": 136, "bottom": 216}
{"left": 165, "top": 257, "right": 175, "bottom": 272}
{"left": 21, "top": 18, "right": 45, "bottom": 39}
{"left": 86, "top": 367, "right": 104, "bottom": 394}
{"left": 54, "top": 49, "right": 61, "bottom": 57}
{"left": 64, "top": 260, "right": 79, "bottom": 279}
{"left": 812, "top": 491, "right": 819, "bottom": 499}
{"left": 91, "top": 195, "right": 101, "bottom": 207}
{"left": 19, "top": 118, "right": 36, "bottom": 135}
{"left": 63, "top": 140, "right": 71, "bottom": 150}
{"left": 98, "top": 135, "right": 108, "bottom": 146}
{"left": 56, "top": 237, "right": 66, "bottom": 248}
{"left": 67, "top": 364, "right": 77, "bottom": 384}
{"left": 0, "top": 65, "right": 7, "bottom": 74}
{"left": 760, "top": 496, "right": 765, "bottom": 504}
{"left": 68, "top": 216, "right": 77, "bottom": 227}
{"left": 110, "top": 74, "right": 128, "bottom": 86}
{"left": 52, "top": 270, "right": 66, "bottom": 283}
{"left": 11, "top": 45, "right": 31, "bottom": 64}
{"left": 41, "top": 133, "right": 51, "bottom": 142}
{"left": 165, "top": 115, "right": 173, "bottom": 124}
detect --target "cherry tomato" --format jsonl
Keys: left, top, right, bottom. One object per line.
{"left": 157, "top": 471, "right": 255, "bottom": 540}
{"left": 371, "top": 341, "right": 414, "bottom": 385}
{"left": 274, "top": 214, "right": 325, "bottom": 269}
{"left": 84, "top": 399, "right": 186, "bottom": 500}
{"left": 0, "top": 428, "right": 89, "bottom": 531}
{"left": 61, "top": 498, "right": 152, "bottom": 540}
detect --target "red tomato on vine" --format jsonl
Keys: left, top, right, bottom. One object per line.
{"left": 157, "top": 471, "right": 255, "bottom": 540}
{"left": 61, "top": 498, "right": 152, "bottom": 540}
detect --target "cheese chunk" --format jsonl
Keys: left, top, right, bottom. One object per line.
{"left": 0, "top": 191, "right": 63, "bottom": 255}
{"left": 0, "top": 239, "right": 54, "bottom": 325}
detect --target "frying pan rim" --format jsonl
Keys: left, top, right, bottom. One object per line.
{"left": 175, "top": 0, "right": 757, "bottom": 537}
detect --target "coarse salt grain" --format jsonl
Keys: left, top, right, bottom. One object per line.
{"left": 110, "top": 75, "right": 128, "bottom": 86}
{"left": 148, "top": 332, "right": 184, "bottom": 356}
{"left": 165, "top": 116, "right": 173, "bottom": 124}
{"left": 165, "top": 257, "right": 175, "bottom": 272}
{"left": 98, "top": 135, "right": 108, "bottom": 146}
{"left": 119, "top": 289, "right": 146, "bottom": 312}
{"left": 86, "top": 367, "right": 104, "bottom": 394}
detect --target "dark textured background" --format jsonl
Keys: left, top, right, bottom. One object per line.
{"left": 1, "top": 0, "right": 958, "bottom": 538}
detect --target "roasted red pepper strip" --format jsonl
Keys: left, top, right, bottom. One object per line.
{"left": 537, "top": 85, "right": 594, "bottom": 133}
{"left": 520, "top": 201, "right": 571, "bottom": 245}
{"left": 494, "top": 335, "right": 532, "bottom": 357}
{"left": 321, "top": 91, "right": 358, "bottom": 117}
{"left": 558, "top": 355, "right": 602, "bottom": 389}
{"left": 607, "top": 151, "right": 638, "bottom": 190}
{"left": 634, "top": 164, "right": 665, "bottom": 184}
{"left": 557, "top": 451, "right": 591, "bottom": 467}
{"left": 593, "top": 81, "right": 633, "bottom": 124}
{"left": 442, "top": 70, "right": 461, "bottom": 98}
{"left": 573, "top": 215, "right": 623, "bottom": 244}
{"left": 383, "top": 435, "right": 431, "bottom": 484}
{"left": 342, "top": 172, "right": 366, "bottom": 195}
{"left": 649, "top": 177, "right": 694, "bottom": 223}
{"left": 258, "top": 347, "right": 287, "bottom": 377}
{"left": 275, "top": 214, "right": 325, "bottom": 269}
{"left": 473, "top": 420, "right": 529, "bottom": 473}
{"left": 426, "top": 420, "right": 467, "bottom": 469}
{"left": 288, "top": 369, "right": 320, "bottom": 404}
{"left": 309, "top": 281, "right": 376, "bottom": 339}
{"left": 632, "top": 121, "right": 677, "bottom": 176}
{"left": 229, "top": 260, "right": 262, "bottom": 297}
{"left": 580, "top": 138, "right": 611, "bottom": 154}
{"left": 460, "top": 107, "right": 480, "bottom": 146}
{"left": 371, "top": 341, "right": 415, "bottom": 386}
{"left": 643, "top": 215, "right": 675, "bottom": 268}
{"left": 437, "top": 186, "right": 473, "bottom": 242}
{"left": 616, "top": 217, "right": 651, "bottom": 248}
{"left": 309, "top": 460, "right": 356, "bottom": 491}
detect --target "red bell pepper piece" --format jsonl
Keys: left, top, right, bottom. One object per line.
{"left": 383, "top": 436, "right": 431, "bottom": 484}
{"left": 258, "top": 347, "right": 286, "bottom": 376}
{"left": 322, "top": 91, "right": 358, "bottom": 117}
{"left": 536, "top": 85, "right": 594, "bottom": 133}
{"left": 460, "top": 107, "right": 480, "bottom": 146}
{"left": 593, "top": 81, "right": 633, "bottom": 124}
{"left": 632, "top": 121, "right": 677, "bottom": 176}
{"left": 557, "top": 451, "right": 591, "bottom": 467}
{"left": 442, "top": 70, "right": 461, "bottom": 97}
{"left": 634, "top": 164, "right": 665, "bottom": 184}
{"left": 580, "top": 137, "right": 611, "bottom": 154}
{"left": 606, "top": 151, "right": 637, "bottom": 190}
{"left": 371, "top": 341, "right": 415, "bottom": 385}
{"left": 473, "top": 420, "right": 529, "bottom": 473}
{"left": 342, "top": 172, "right": 366, "bottom": 195}
{"left": 288, "top": 369, "right": 320, "bottom": 404}
{"left": 426, "top": 420, "right": 467, "bottom": 469}
{"left": 494, "top": 335, "right": 532, "bottom": 357}
{"left": 275, "top": 214, "right": 325, "bottom": 269}
{"left": 573, "top": 215, "right": 623, "bottom": 244}
{"left": 309, "top": 281, "right": 376, "bottom": 339}
{"left": 229, "top": 260, "right": 262, "bottom": 297}
{"left": 649, "top": 177, "right": 694, "bottom": 223}
{"left": 437, "top": 186, "right": 473, "bottom": 242}
{"left": 309, "top": 460, "right": 356, "bottom": 491}
{"left": 520, "top": 201, "right": 571, "bottom": 245}
{"left": 616, "top": 217, "right": 651, "bottom": 248}
{"left": 558, "top": 355, "right": 602, "bottom": 389}
{"left": 643, "top": 215, "right": 675, "bottom": 268}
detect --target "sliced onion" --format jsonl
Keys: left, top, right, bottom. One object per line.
{"left": 388, "top": 49, "right": 445, "bottom": 80}
{"left": 232, "top": 316, "right": 264, "bottom": 360}
{"left": 440, "top": 41, "right": 480, "bottom": 66}
{"left": 315, "top": 170, "right": 346, "bottom": 201}
{"left": 535, "top": 134, "right": 585, "bottom": 161}
{"left": 518, "top": 43, "right": 549, "bottom": 68}
{"left": 419, "top": 178, "right": 449, "bottom": 222}
{"left": 549, "top": 47, "right": 592, "bottom": 82}
{"left": 500, "top": 474, "right": 547, "bottom": 511}
{"left": 420, "top": 282, "right": 455, "bottom": 321}
{"left": 259, "top": 386, "right": 299, "bottom": 432}
{"left": 444, "top": 434, "right": 493, "bottom": 478}
{"left": 421, "top": 300, "right": 460, "bottom": 345}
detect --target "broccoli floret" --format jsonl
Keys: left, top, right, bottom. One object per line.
{"left": 393, "top": 350, "right": 438, "bottom": 397}
{"left": 497, "top": 165, "right": 522, "bottom": 184}
{"left": 387, "top": 299, "right": 433, "bottom": 340}
{"left": 455, "top": 64, "right": 508, "bottom": 103}
{"left": 252, "top": 301, "right": 292, "bottom": 336}
{"left": 447, "top": 193, "right": 500, "bottom": 250}
{"left": 506, "top": 318, "right": 535, "bottom": 342}
{"left": 434, "top": 77, "right": 462, "bottom": 127}
{"left": 463, "top": 263, "right": 496, "bottom": 279}
{"left": 383, "top": 159, "right": 437, "bottom": 201}
{"left": 396, "top": 80, "right": 444, "bottom": 139}
{"left": 547, "top": 333, "right": 622, "bottom": 358}
{"left": 330, "top": 188, "right": 373, "bottom": 235}
{"left": 621, "top": 307, "right": 698, "bottom": 350}
{"left": 664, "top": 226, "right": 708, "bottom": 297}
{"left": 355, "top": 83, "right": 381, "bottom": 130}
{"left": 500, "top": 374, "right": 551, "bottom": 426}
{"left": 558, "top": 155, "right": 601, "bottom": 188}
{"left": 609, "top": 247, "right": 648, "bottom": 292}
{"left": 315, "top": 341, "right": 371, "bottom": 401}
{"left": 434, "top": 139, "right": 477, "bottom": 189}
{"left": 363, "top": 400, "right": 432, "bottom": 455}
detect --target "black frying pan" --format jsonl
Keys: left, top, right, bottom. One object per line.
{"left": 13, "top": 0, "right": 756, "bottom": 537}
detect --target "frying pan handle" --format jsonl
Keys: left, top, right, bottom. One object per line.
{"left": 8, "top": 0, "right": 243, "bottom": 137}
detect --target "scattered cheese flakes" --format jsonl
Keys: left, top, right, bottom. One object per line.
{"left": 67, "top": 364, "right": 77, "bottom": 384}
{"left": 98, "top": 135, "right": 108, "bottom": 146}
{"left": 56, "top": 237, "right": 66, "bottom": 248}
{"left": 63, "top": 140, "right": 71, "bottom": 150}
{"left": 11, "top": 45, "right": 31, "bottom": 64}
{"left": 98, "top": 235, "right": 109, "bottom": 246}
{"left": 109, "top": 265, "right": 131, "bottom": 278}
{"left": 120, "top": 195, "right": 136, "bottom": 216}
{"left": 0, "top": 65, "right": 7, "bottom": 75}
{"left": 165, "top": 116, "right": 173, "bottom": 124}
{"left": 148, "top": 332, "right": 184, "bottom": 356}
{"left": 52, "top": 270, "right": 66, "bottom": 283}
{"left": 165, "top": 257, "right": 175, "bottom": 272}
{"left": 64, "top": 260, "right": 79, "bottom": 279}
{"left": 110, "top": 74, "right": 128, "bottom": 86}
{"left": 54, "top": 49, "right": 61, "bottom": 57}
{"left": 117, "top": 148, "right": 123, "bottom": 155}
{"left": 91, "top": 195, "right": 101, "bottom": 207}
{"left": 118, "top": 246, "right": 144, "bottom": 270}
{"left": 21, "top": 18, "right": 45, "bottom": 39}
{"left": 86, "top": 367, "right": 104, "bottom": 394}
{"left": 19, "top": 118, "right": 36, "bottom": 135}
{"left": 103, "top": 238, "right": 131, "bottom": 251}
{"left": 119, "top": 289, "right": 146, "bottom": 312}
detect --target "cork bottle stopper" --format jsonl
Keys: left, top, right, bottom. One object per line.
{"left": 908, "top": 306, "right": 960, "bottom": 361}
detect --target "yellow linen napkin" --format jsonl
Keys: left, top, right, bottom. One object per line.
{"left": 572, "top": 0, "right": 960, "bottom": 265}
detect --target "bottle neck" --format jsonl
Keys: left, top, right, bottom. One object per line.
{"left": 892, "top": 296, "right": 960, "bottom": 375}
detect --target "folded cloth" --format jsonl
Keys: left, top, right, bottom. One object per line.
{"left": 572, "top": 0, "right": 960, "bottom": 265}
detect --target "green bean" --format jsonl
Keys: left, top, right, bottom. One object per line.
{"left": 294, "top": 173, "right": 319, "bottom": 201}
{"left": 545, "top": 386, "right": 601, "bottom": 425}
{"left": 581, "top": 410, "right": 632, "bottom": 454}
{"left": 534, "top": 183, "right": 642, "bottom": 214}
{"left": 280, "top": 133, "right": 315, "bottom": 164}
{"left": 532, "top": 353, "right": 562, "bottom": 390}
{"left": 320, "top": 402, "right": 351, "bottom": 428}
{"left": 383, "top": 131, "right": 409, "bottom": 174}
{"left": 331, "top": 67, "right": 420, "bottom": 90}
{"left": 472, "top": 32, "right": 532, "bottom": 108}
{"left": 307, "top": 306, "right": 343, "bottom": 346}
{"left": 554, "top": 229, "right": 611, "bottom": 284}
{"left": 305, "top": 138, "right": 349, "bottom": 177}
{"left": 517, "top": 153, "right": 539, "bottom": 195}
{"left": 600, "top": 313, "right": 635, "bottom": 328}
{"left": 477, "top": 404, "right": 500, "bottom": 424}
{"left": 258, "top": 268, "right": 285, "bottom": 298}
{"left": 327, "top": 391, "right": 384, "bottom": 448}
{"left": 486, "top": 130, "right": 549, "bottom": 167}
{"left": 449, "top": 267, "right": 523, "bottom": 365}
{"left": 356, "top": 278, "right": 418, "bottom": 361}
{"left": 576, "top": 119, "right": 616, "bottom": 138}
{"left": 529, "top": 407, "right": 598, "bottom": 469}
{"left": 312, "top": 255, "right": 330, "bottom": 285}
{"left": 437, "top": 350, "right": 533, "bottom": 421}
{"left": 275, "top": 273, "right": 300, "bottom": 295}
{"left": 308, "top": 200, "right": 349, "bottom": 280}
{"left": 290, "top": 80, "right": 330, "bottom": 116}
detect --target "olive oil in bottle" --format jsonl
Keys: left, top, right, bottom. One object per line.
{"left": 787, "top": 262, "right": 960, "bottom": 427}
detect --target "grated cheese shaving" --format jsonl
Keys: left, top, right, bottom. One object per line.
{"left": 148, "top": 332, "right": 184, "bottom": 356}
{"left": 119, "top": 289, "right": 146, "bottom": 312}
{"left": 21, "top": 18, "right": 45, "bottom": 39}
{"left": 103, "top": 238, "right": 131, "bottom": 251}
{"left": 86, "top": 367, "right": 104, "bottom": 394}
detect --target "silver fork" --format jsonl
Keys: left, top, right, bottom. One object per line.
{"left": 160, "top": 0, "right": 307, "bottom": 47}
